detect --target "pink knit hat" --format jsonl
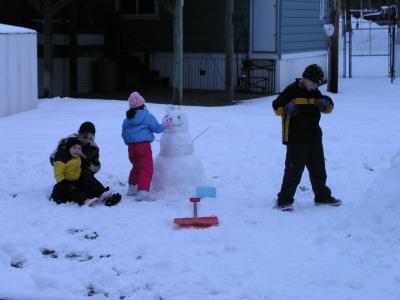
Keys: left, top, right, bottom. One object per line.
{"left": 128, "top": 91, "right": 145, "bottom": 108}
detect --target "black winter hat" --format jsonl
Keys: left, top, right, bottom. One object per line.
{"left": 79, "top": 121, "right": 96, "bottom": 135}
{"left": 302, "top": 64, "right": 324, "bottom": 85}
{"left": 65, "top": 137, "right": 82, "bottom": 150}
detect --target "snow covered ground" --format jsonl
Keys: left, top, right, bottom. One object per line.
{"left": 1, "top": 75, "right": 400, "bottom": 299}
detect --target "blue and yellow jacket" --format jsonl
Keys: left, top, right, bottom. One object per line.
{"left": 53, "top": 150, "right": 81, "bottom": 183}
{"left": 272, "top": 79, "right": 334, "bottom": 144}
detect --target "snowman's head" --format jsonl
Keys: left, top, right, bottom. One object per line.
{"left": 163, "top": 105, "right": 189, "bottom": 133}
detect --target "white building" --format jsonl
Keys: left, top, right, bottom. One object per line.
{"left": 0, "top": 23, "right": 37, "bottom": 117}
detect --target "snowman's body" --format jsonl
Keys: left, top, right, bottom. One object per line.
{"left": 159, "top": 131, "right": 194, "bottom": 157}
{"left": 153, "top": 107, "right": 208, "bottom": 195}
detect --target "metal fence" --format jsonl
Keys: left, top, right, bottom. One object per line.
{"left": 340, "top": 18, "right": 397, "bottom": 79}
{"left": 150, "top": 53, "right": 276, "bottom": 94}
{"left": 150, "top": 53, "right": 238, "bottom": 91}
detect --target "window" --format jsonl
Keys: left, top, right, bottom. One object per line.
{"left": 319, "top": 0, "right": 329, "bottom": 20}
{"left": 118, "top": 0, "right": 159, "bottom": 19}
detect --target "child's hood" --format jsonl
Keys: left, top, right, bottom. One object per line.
{"left": 53, "top": 148, "right": 74, "bottom": 163}
{"left": 126, "top": 109, "right": 149, "bottom": 125}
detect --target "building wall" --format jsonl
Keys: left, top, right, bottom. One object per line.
{"left": 183, "top": 0, "right": 250, "bottom": 53}
{"left": 150, "top": 52, "right": 246, "bottom": 90}
{"left": 276, "top": 50, "right": 327, "bottom": 91}
{"left": 280, "top": 0, "right": 327, "bottom": 54}
{"left": 119, "top": 6, "right": 173, "bottom": 53}
{"left": 273, "top": 0, "right": 329, "bottom": 92}
{"left": 122, "top": 0, "right": 251, "bottom": 91}
{"left": 0, "top": 25, "right": 37, "bottom": 117}
{"left": 120, "top": 0, "right": 250, "bottom": 54}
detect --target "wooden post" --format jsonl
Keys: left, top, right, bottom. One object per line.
{"left": 341, "top": 0, "right": 346, "bottom": 78}
{"left": 42, "top": 0, "right": 53, "bottom": 98}
{"left": 396, "top": 6, "right": 400, "bottom": 81}
{"left": 328, "top": 0, "right": 339, "bottom": 93}
{"left": 345, "top": 0, "right": 352, "bottom": 78}
{"left": 225, "top": 0, "right": 234, "bottom": 103}
{"left": 26, "top": 0, "right": 72, "bottom": 98}
{"left": 172, "top": 0, "right": 183, "bottom": 105}
{"left": 69, "top": 0, "right": 78, "bottom": 96}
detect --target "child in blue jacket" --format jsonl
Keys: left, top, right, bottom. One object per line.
{"left": 121, "top": 91, "right": 166, "bottom": 201}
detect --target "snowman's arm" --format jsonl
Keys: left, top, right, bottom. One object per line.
{"left": 192, "top": 125, "right": 211, "bottom": 142}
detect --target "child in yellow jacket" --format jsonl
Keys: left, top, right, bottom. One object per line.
{"left": 51, "top": 137, "right": 121, "bottom": 206}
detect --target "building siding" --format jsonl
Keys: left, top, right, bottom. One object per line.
{"left": 280, "top": 0, "right": 327, "bottom": 54}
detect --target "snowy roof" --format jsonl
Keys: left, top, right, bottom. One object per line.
{"left": 0, "top": 23, "right": 36, "bottom": 34}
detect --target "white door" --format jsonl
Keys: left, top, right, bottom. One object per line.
{"left": 251, "top": 0, "right": 276, "bottom": 53}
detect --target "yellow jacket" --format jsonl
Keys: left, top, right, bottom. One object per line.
{"left": 272, "top": 79, "right": 334, "bottom": 144}
{"left": 53, "top": 151, "right": 81, "bottom": 183}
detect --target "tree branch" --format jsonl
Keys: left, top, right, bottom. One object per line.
{"left": 26, "top": 0, "right": 44, "bottom": 16}
{"left": 50, "top": 0, "right": 72, "bottom": 15}
{"left": 159, "top": 0, "right": 175, "bottom": 14}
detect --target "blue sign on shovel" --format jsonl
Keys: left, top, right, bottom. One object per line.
{"left": 196, "top": 186, "right": 217, "bottom": 198}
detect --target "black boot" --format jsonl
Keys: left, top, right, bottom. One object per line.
{"left": 105, "top": 193, "right": 121, "bottom": 207}
{"left": 315, "top": 196, "right": 342, "bottom": 206}
{"left": 276, "top": 198, "right": 294, "bottom": 212}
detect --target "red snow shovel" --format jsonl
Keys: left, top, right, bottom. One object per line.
{"left": 174, "top": 197, "right": 219, "bottom": 228}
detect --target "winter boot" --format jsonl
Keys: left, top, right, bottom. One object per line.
{"left": 86, "top": 191, "right": 114, "bottom": 207}
{"left": 99, "top": 191, "right": 112, "bottom": 202}
{"left": 277, "top": 203, "right": 294, "bottom": 212}
{"left": 135, "top": 190, "right": 154, "bottom": 202}
{"left": 105, "top": 193, "right": 121, "bottom": 206}
{"left": 315, "top": 196, "right": 342, "bottom": 206}
{"left": 276, "top": 198, "right": 294, "bottom": 212}
{"left": 127, "top": 184, "right": 138, "bottom": 196}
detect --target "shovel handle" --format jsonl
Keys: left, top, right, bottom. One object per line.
{"left": 190, "top": 197, "right": 200, "bottom": 218}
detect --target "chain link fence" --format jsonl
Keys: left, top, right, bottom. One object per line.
{"left": 339, "top": 18, "right": 399, "bottom": 79}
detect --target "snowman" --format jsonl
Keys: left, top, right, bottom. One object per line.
{"left": 152, "top": 106, "right": 209, "bottom": 196}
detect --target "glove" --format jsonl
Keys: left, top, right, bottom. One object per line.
{"left": 163, "top": 118, "right": 173, "bottom": 128}
{"left": 283, "top": 103, "right": 299, "bottom": 117}
{"left": 316, "top": 97, "right": 329, "bottom": 112}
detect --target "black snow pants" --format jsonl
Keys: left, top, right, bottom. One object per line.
{"left": 51, "top": 172, "right": 106, "bottom": 205}
{"left": 277, "top": 140, "right": 331, "bottom": 205}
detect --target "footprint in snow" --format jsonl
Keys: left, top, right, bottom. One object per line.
{"left": 84, "top": 232, "right": 99, "bottom": 240}
{"left": 65, "top": 252, "right": 93, "bottom": 262}
{"left": 41, "top": 248, "right": 58, "bottom": 258}
{"left": 10, "top": 259, "right": 25, "bottom": 268}
{"left": 65, "top": 228, "right": 84, "bottom": 234}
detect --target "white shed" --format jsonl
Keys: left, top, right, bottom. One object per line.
{"left": 0, "top": 23, "right": 37, "bottom": 117}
